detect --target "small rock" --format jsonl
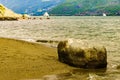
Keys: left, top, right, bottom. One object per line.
{"left": 116, "top": 65, "right": 120, "bottom": 69}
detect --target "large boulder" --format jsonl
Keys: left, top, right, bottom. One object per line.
{"left": 57, "top": 39, "right": 107, "bottom": 69}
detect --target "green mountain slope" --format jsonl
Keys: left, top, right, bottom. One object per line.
{"left": 0, "top": 0, "right": 64, "bottom": 16}
{"left": 49, "top": 0, "right": 120, "bottom": 16}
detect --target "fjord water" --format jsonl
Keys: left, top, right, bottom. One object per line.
{"left": 38, "top": 16, "right": 120, "bottom": 80}
{"left": 0, "top": 16, "right": 120, "bottom": 80}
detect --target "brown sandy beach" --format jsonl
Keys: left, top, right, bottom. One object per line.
{"left": 0, "top": 37, "right": 73, "bottom": 80}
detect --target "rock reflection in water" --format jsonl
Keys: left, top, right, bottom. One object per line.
{"left": 41, "top": 68, "right": 120, "bottom": 80}
{"left": 70, "top": 69, "right": 107, "bottom": 80}
{"left": 23, "top": 67, "right": 120, "bottom": 80}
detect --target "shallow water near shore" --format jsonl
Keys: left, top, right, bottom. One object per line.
{"left": 0, "top": 16, "right": 120, "bottom": 80}
{"left": 24, "top": 68, "right": 120, "bottom": 80}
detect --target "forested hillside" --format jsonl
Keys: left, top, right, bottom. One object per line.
{"left": 0, "top": 0, "right": 120, "bottom": 16}
{"left": 49, "top": 0, "right": 120, "bottom": 16}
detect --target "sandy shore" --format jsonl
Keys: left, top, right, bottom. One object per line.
{"left": 0, "top": 38, "right": 73, "bottom": 80}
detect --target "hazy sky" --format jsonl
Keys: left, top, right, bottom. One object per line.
{"left": 41, "top": 0, "right": 51, "bottom": 2}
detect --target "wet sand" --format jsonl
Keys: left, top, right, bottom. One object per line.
{"left": 0, "top": 38, "right": 73, "bottom": 80}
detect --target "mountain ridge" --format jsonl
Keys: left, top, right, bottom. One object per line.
{"left": 49, "top": 0, "right": 120, "bottom": 16}
{"left": 0, "top": 0, "right": 120, "bottom": 16}
{"left": 0, "top": 0, "right": 64, "bottom": 16}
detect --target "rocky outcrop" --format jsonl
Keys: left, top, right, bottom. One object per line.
{"left": 0, "top": 4, "right": 22, "bottom": 19}
{"left": 57, "top": 39, "right": 107, "bottom": 69}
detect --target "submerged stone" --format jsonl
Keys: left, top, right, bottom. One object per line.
{"left": 116, "top": 65, "right": 120, "bottom": 69}
{"left": 57, "top": 39, "right": 107, "bottom": 69}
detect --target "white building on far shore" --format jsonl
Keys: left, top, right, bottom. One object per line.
{"left": 103, "top": 13, "right": 107, "bottom": 16}
{"left": 43, "top": 12, "right": 49, "bottom": 18}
